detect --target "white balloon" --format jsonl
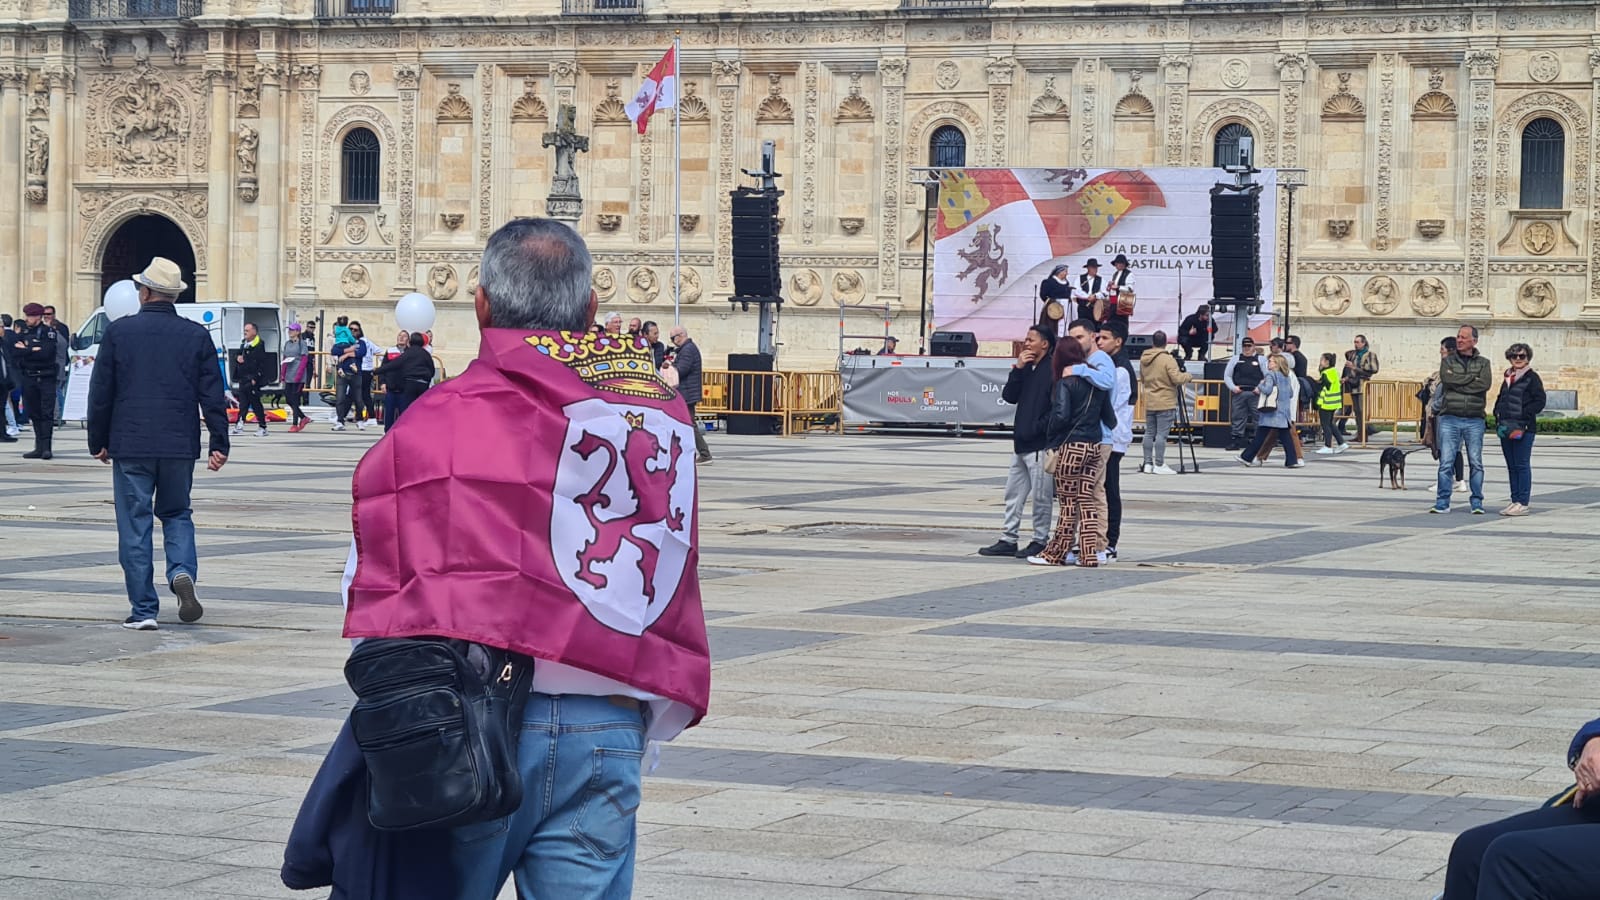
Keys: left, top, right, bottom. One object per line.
{"left": 104, "top": 279, "right": 141, "bottom": 321}
{"left": 395, "top": 292, "right": 436, "bottom": 333}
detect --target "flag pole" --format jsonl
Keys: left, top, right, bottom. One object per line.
{"left": 672, "top": 34, "right": 683, "bottom": 327}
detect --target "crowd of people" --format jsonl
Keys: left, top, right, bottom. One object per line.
{"left": 977, "top": 319, "right": 1554, "bottom": 569}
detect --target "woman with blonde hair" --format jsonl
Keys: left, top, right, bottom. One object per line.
{"left": 1238, "top": 354, "right": 1302, "bottom": 468}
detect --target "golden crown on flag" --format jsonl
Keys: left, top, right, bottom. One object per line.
{"left": 527, "top": 331, "right": 673, "bottom": 400}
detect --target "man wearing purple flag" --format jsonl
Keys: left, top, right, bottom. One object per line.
{"left": 289, "top": 219, "right": 710, "bottom": 900}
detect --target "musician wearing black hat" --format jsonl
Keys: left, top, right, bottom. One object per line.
{"left": 1103, "top": 253, "right": 1135, "bottom": 332}
{"left": 1072, "top": 259, "right": 1106, "bottom": 322}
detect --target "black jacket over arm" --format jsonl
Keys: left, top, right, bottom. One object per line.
{"left": 374, "top": 347, "right": 436, "bottom": 397}
{"left": 1002, "top": 360, "right": 1054, "bottom": 454}
{"left": 1046, "top": 376, "right": 1106, "bottom": 448}
{"left": 87, "top": 302, "right": 230, "bottom": 460}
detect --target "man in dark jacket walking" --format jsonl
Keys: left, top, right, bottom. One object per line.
{"left": 13, "top": 302, "right": 66, "bottom": 458}
{"left": 233, "top": 322, "right": 271, "bottom": 436}
{"left": 1432, "top": 324, "right": 1493, "bottom": 515}
{"left": 668, "top": 324, "right": 711, "bottom": 463}
{"left": 87, "top": 258, "right": 231, "bottom": 631}
{"left": 979, "top": 325, "right": 1056, "bottom": 559}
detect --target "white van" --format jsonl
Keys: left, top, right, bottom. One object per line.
{"left": 72, "top": 302, "right": 285, "bottom": 390}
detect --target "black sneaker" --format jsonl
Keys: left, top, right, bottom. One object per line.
{"left": 1015, "top": 541, "right": 1046, "bottom": 559}
{"left": 978, "top": 540, "right": 1019, "bottom": 557}
{"left": 172, "top": 573, "right": 203, "bottom": 624}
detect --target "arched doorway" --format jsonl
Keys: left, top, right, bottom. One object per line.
{"left": 99, "top": 214, "right": 197, "bottom": 304}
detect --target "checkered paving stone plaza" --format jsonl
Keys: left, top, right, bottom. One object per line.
{"left": 3, "top": 429, "right": 1599, "bottom": 900}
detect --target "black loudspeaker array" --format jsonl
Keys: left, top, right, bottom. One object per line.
{"left": 731, "top": 192, "right": 782, "bottom": 301}
{"left": 1210, "top": 187, "right": 1262, "bottom": 304}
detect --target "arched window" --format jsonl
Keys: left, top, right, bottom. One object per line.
{"left": 1213, "top": 122, "right": 1253, "bottom": 168}
{"left": 929, "top": 125, "right": 967, "bottom": 168}
{"left": 341, "top": 127, "right": 381, "bottom": 205}
{"left": 1520, "top": 117, "right": 1565, "bottom": 209}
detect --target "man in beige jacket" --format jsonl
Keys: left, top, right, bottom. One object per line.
{"left": 1138, "top": 331, "right": 1192, "bottom": 475}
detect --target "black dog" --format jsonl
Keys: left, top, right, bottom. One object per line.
{"left": 1379, "top": 446, "right": 1426, "bottom": 490}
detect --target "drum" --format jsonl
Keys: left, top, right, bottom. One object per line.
{"left": 1116, "top": 287, "right": 1136, "bottom": 317}
{"left": 1042, "top": 298, "right": 1065, "bottom": 323}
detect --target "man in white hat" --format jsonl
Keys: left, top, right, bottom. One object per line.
{"left": 87, "top": 257, "right": 231, "bottom": 631}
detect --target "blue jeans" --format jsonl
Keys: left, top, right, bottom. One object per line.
{"left": 1500, "top": 431, "right": 1536, "bottom": 505}
{"left": 1435, "top": 415, "right": 1486, "bottom": 509}
{"left": 447, "top": 694, "right": 646, "bottom": 900}
{"left": 112, "top": 458, "right": 198, "bottom": 621}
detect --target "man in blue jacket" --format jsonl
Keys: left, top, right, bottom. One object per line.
{"left": 86, "top": 258, "right": 231, "bottom": 631}
{"left": 1441, "top": 716, "right": 1600, "bottom": 898}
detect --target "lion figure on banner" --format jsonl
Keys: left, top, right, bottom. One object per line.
{"left": 955, "top": 224, "right": 1009, "bottom": 304}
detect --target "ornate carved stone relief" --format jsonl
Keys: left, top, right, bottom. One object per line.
{"left": 1028, "top": 76, "right": 1069, "bottom": 121}
{"left": 1079, "top": 59, "right": 1098, "bottom": 164}
{"left": 236, "top": 123, "right": 259, "bottom": 203}
{"left": 1113, "top": 70, "right": 1153, "bottom": 118}
{"left": 1464, "top": 49, "right": 1498, "bottom": 312}
{"left": 1374, "top": 55, "right": 1396, "bottom": 251}
{"left": 832, "top": 269, "right": 866, "bottom": 305}
{"left": 802, "top": 63, "right": 818, "bottom": 244}
{"left": 340, "top": 264, "right": 371, "bottom": 298}
{"left": 79, "top": 189, "right": 209, "bottom": 271}
{"left": 756, "top": 73, "right": 794, "bottom": 124}
{"left": 1516, "top": 278, "right": 1557, "bottom": 317}
{"left": 436, "top": 83, "right": 472, "bottom": 123}
{"left": 678, "top": 82, "right": 709, "bottom": 122}
{"left": 836, "top": 75, "right": 874, "bottom": 122}
{"left": 592, "top": 267, "right": 616, "bottom": 302}
{"left": 319, "top": 106, "right": 398, "bottom": 201}
{"left": 24, "top": 124, "right": 46, "bottom": 204}
{"left": 1311, "top": 276, "right": 1350, "bottom": 315}
{"left": 1417, "top": 219, "right": 1446, "bottom": 238}
{"left": 789, "top": 269, "right": 823, "bottom": 305}
{"left": 511, "top": 79, "right": 547, "bottom": 121}
{"left": 1327, "top": 219, "right": 1351, "bottom": 240}
{"left": 626, "top": 266, "right": 660, "bottom": 304}
{"left": 715, "top": 59, "right": 740, "bottom": 289}
{"left": 1161, "top": 55, "right": 1190, "bottom": 166}
{"left": 1220, "top": 58, "right": 1249, "bottom": 90}
{"left": 395, "top": 64, "right": 420, "bottom": 291}
{"left": 674, "top": 267, "right": 703, "bottom": 305}
{"left": 1413, "top": 68, "right": 1457, "bottom": 120}
{"left": 987, "top": 57, "right": 1013, "bottom": 166}
{"left": 594, "top": 80, "right": 628, "bottom": 123}
{"left": 86, "top": 64, "right": 206, "bottom": 177}
{"left": 1321, "top": 72, "right": 1366, "bottom": 120}
{"left": 426, "top": 264, "right": 458, "bottom": 301}
{"left": 1362, "top": 275, "right": 1400, "bottom": 315}
{"left": 1411, "top": 277, "right": 1449, "bottom": 316}
{"left": 934, "top": 61, "right": 960, "bottom": 91}
{"left": 879, "top": 56, "right": 906, "bottom": 293}
{"left": 1189, "top": 98, "right": 1278, "bottom": 166}
{"left": 1528, "top": 51, "right": 1561, "bottom": 84}
{"left": 478, "top": 64, "right": 495, "bottom": 241}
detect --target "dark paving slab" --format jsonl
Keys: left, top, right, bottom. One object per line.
{"left": 0, "top": 617, "right": 259, "bottom": 666}
{"left": 817, "top": 568, "right": 1187, "bottom": 619}
{"left": 733, "top": 484, "right": 956, "bottom": 507}
{"left": 0, "top": 536, "right": 346, "bottom": 576}
{"left": 921, "top": 622, "right": 1600, "bottom": 670}
{"left": 0, "top": 576, "right": 341, "bottom": 607}
{"left": 656, "top": 746, "right": 1531, "bottom": 834}
{"left": 1145, "top": 529, "right": 1397, "bottom": 567}
{"left": 0, "top": 738, "right": 201, "bottom": 794}
{"left": 201, "top": 685, "right": 352, "bottom": 720}
{"left": 1255, "top": 566, "right": 1599, "bottom": 590}
{"left": 708, "top": 625, "right": 845, "bottom": 661}
{"left": 0, "top": 701, "right": 119, "bottom": 731}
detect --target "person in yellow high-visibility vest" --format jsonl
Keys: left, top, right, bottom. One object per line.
{"left": 1314, "top": 353, "right": 1349, "bottom": 454}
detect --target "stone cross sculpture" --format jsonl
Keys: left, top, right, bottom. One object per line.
{"left": 542, "top": 104, "right": 589, "bottom": 224}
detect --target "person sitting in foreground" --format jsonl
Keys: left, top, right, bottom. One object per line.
{"left": 1440, "top": 714, "right": 1600, "bottom": 899}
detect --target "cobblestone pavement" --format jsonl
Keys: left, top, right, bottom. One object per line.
{"left": 2, "top": 426, "right": 1598, "bottom": 899}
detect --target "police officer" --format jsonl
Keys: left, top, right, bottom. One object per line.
{"left": 12, "top": 302, "right": 66, "bottom": 459}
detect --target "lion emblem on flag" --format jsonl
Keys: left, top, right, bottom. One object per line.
{"left": 551, "top": 398, "right": 696, "bottom": 636}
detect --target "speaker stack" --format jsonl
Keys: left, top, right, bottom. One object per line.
{"left": 731, "top": 192, "right": 782, "bottom": 301}
{"left": 1209, "top": 187, "right": 1262, "bottom": 305}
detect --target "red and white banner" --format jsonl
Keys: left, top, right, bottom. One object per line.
{"left": 625, "top": 46, "right": 678, "bottom": 135}
{"left": 933, "top": 167, "right": 1278, "bottom": 340}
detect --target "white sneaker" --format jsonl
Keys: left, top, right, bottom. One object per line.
{"left": 1336, "top": 443, "right": 1350, "bottom": 454}
{"left": 1315, "top": 446, "right": 1335, "bottom": 455}
{"left": 357, "top": 420, "right": 369, "bottom": 430}
{"left": 1151, "top": 465, "right": 1177, "bottom": 475}
{"left": 1025, "top": 555, "right": 1059, "bottom": 567}
{"left": 230, "top": 424, "right": 243, "bottom": 435}
{"left": 121, "top": 617, "right": 158, "bottom": 631}
{"left": 1095, "top": 551, "right": 1110, "bottom": 564}
{"left": 1454, "top": 480, "right": 1467, "bottom": 493}
{"left": 331, "top": 422, "right": 346, "bottom": 431}
{"left": 1290, "top": 461, "right": 1306, "bottom": 468}
{"left": 256, "top": 427, "right": 268, "bottom": 437}
{"left": 1138, "top": 463, "right": 1151, "bottom": 474}
{"left": 1062, "top": 551, "right": 1080, "bottom": 565}
{"left": 4, "top": 426, "right": 18, "bottom": 437}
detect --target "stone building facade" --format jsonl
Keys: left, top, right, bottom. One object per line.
{"left": 4, "top": 2, "right": 1600, "bottom": 405}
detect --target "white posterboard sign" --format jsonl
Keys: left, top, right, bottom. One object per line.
{"left": 63, "top": 356, "right": 94, "bottom": 422}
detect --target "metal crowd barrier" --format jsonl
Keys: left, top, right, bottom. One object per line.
{"left": 696, "top": 369, "right": 843, "bottom": 437}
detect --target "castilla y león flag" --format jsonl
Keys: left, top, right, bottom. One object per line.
{"left": 625, "top": 45, "right": 677, "bottom": 135}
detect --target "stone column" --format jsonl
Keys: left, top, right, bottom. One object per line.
{"left": 712, "top": 57, "right": 741, "bottom": 292}
{"left": 799, "top": 61, "right": 819, "bottom": 246}
{"left": 876, "top": 55, "right": 906, "bottom": 295}
{"left": 1275, "top": 52, "right": 1307, "bottom": 318}
{"left": 394, "top": 63, "right": 419, "bottom": 293}
{"left": 1075, "top": 58, "right": 1099, "bottom": 166}
{"left": 1374, "top": 52, "right": 1398, "bottom": 252}
{"left": 44, "top": 65, "right": 69, "bottom": 311}
{"left": 256, "top": 59, "right": 283, "bottom": 302}
{"left": 290, "top": 64, "right": 320, "bottom": 301}
{"left": 0, "top": 69, "right": 22, "bottom": 304}
{"left": 1463, "top": 48, "right": 1499, "bottom": 316}
{"left": 206, "top": 65, "right": 233, "bottom": 300}
{"left": 1160, "top": 54, "right": 1191, "bottom": 166}
{"left": 986, "top": 56, "right": 1015, "bottom": 167}
{"left": 1585, "top": 46, "right": 1600, "bottom": 318}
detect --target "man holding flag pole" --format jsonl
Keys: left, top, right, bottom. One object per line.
{"left": 626, "top": 39, "right": 683, "bottom": 327}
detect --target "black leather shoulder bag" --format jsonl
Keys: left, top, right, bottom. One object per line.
{"left": 344, "top": 637, "right": 534, "bottom": 831}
